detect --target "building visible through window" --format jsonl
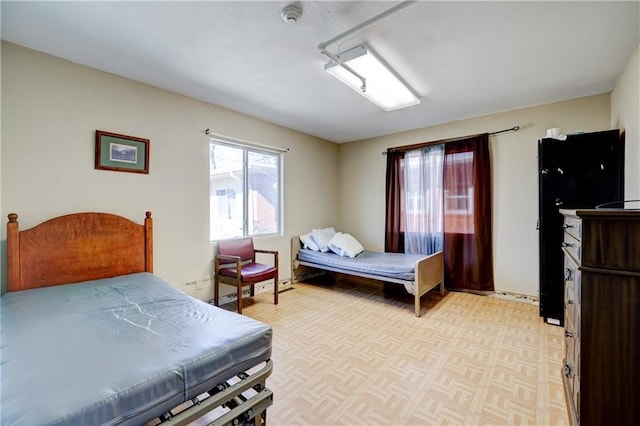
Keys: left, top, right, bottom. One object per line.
{"left": 444, "top": 151, "right": 474, "bottom": 234}
{"left": 209, "top": 139, "right": 282, "bottom": 241}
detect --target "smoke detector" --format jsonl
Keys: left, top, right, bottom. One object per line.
{"left": 281, "top": 4, "right": 303, "bottom": 24}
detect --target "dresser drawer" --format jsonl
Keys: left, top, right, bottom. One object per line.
{"left": 563, "top": 215, "right": 582, "bottom": 241}
{"left": 564, "top": 254, "right": 578, "bottom": 292}
{"left": 563, "top": 251, "right": 581, "bottom": 405}
{"left": 564, "top": 282, "right": 580, "bottom": 370}
{"left": 562, "top": 232, "right": 581, "bottom": 263}
{"left": 563, "top": 324, "right": 580, "bottom": 419}
{"left": 564, "top": 255, "right": 581, "bottom": 333}
{"left": 563, "top": 333, "right": 578, "bottom": 397}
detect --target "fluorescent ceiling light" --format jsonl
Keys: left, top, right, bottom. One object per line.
{"left": 324, "top": 45, "right": 420, "bottom": 111}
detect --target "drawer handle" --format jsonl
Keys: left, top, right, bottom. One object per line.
{"left": 565, "top": 331, "right": 574, "bottom": 338}
{"left": 563, "top": 224, "right": 574, "bottom": 229}
{"left": 564, "top": 268, "right": 573, "bottom": 280}
{"left": 567, "top": 299, "right": 574, "bottom": 305}
{"left": 563, "top": 364, "right": 572, "bottom": 378}
{"left": 561, "top": 242, "right": 574, "bottom": 248}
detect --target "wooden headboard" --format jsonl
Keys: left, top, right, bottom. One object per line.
{"left": 6, "top": 212, "right": 153, "bottom": 292}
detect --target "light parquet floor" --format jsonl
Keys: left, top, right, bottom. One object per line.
{"left": 216, "top": 274, "right": 569, "bottom": 426}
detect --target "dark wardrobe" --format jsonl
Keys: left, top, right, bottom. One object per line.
{"left": 538, "top": 129, "right": 624, "bottom": 325}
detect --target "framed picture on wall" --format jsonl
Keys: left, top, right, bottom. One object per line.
{"left": 95, "top": 130, "right": 150, "bottom": 174}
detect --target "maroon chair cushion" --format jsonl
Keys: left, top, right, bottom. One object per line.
{"left": 218, "top": 262, "right": 277, "bottom": 283}
{"left": 218, "top": 237, "right": 255, "bottom": 262}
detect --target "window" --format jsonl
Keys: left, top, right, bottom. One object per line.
{"left": 402, "top": 147, "right": 444, "bottom": 234}
{"left": 209, "top": 138, "right": 282, "bottom": 241}
{"left": 443, "top": 151, "right": 474, "bottom": 234}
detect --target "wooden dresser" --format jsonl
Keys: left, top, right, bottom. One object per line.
{"left": 560, "top": 209, "right": 640, "bottom": 426}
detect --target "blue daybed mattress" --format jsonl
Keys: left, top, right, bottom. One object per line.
{"left": 0, "top": 272, "right": 272, "bottom": 426}
{"left": 297, "top": 248, "right": 425, "bottom": 282}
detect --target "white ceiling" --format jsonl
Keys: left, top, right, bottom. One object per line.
{"left": 2, "top": 1, "right": 639, "bottom": 143}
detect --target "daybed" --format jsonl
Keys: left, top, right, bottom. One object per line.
{"left": 291, "top": 235, "right": 444, "bottom": 317}
{"left": 1, "top": 212, "right": 273, "bottom": 426}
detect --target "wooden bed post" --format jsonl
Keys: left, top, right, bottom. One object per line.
{"left": 291, "top": 236, "right": 299, "bottom": 284}
{"left": 144, "top": 211, "right": 153, "bottom": 273}
{"left": 7, "top": 213, "right": 21, "bottom": 291}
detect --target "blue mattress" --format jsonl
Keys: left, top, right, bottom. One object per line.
{"left": 0, "top": 273, "right": 272, "bottom": 426}
{"left": 297, "top": 248, "right": 425, "bottom": 281}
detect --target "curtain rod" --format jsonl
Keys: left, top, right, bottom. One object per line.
{"left": 382, "top": 125, "right": 520, "bottom": 155}
{"left": 490, "top": 125, "right": 520, "bottom": 135}
{"left": 204, "top": 128, "right": 290, "bottom": 154}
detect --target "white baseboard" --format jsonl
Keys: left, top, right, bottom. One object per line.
{"left": 492, "top": 290, "right": 539, "bottom": 305}
{"left": 212, "top": 279, "right": 292, "bottom": 305}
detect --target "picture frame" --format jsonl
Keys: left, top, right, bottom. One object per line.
{"left": 95, "top": 130, "right": 150, "bottom": 174}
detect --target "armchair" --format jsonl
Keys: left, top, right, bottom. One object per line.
{"left": 214, "top": 237, "right": 279, "bottom": 314}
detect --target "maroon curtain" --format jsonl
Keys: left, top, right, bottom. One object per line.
{"left": 384, "top": 133, "right": 494, "bottom": 292}
{"left": 384, "top": 151, "right": 405, "bottom": 252}
{"left": 443, "top": 134, "right": 494, "bottom": 292}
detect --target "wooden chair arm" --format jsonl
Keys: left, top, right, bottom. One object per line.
{"left": 254, "top": 249, "right": 278, "bottom": 255}
{"left": 216, "top": 254, "right": 242, "bottom": 262}
{"left": 254, "top": 249, "right": 279, "bottom": 265}
{"left": 215, "top": 254, "right": 242, "bottom": 275}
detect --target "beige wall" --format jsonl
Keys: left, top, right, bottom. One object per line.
{"left": 339, "top": 94, "right": 613, "bottom": 297}
{"left": 0, "top": 42, "right": 340, "bottom": 297}
{"left": 2, "top": 41, "right": 637, "bottom": 301}
{"left": 611, "top": 44, "right": 640, "bottom": 200}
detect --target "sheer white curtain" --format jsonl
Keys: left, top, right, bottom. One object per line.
{"left": 403, "top": 145, "right": 444, "bottom": 255}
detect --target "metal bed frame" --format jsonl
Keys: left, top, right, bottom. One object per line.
{"left": 158, "top": 360, "right": 273, "bottom": 426}
{"left": 291, "top": 236, "right": 444, "bottom": 317}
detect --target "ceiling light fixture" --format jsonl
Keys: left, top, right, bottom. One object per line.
{"left": 324, "top": 44, "right": 420, "bottom": 111}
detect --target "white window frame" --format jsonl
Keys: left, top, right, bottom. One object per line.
{"left": 209, "top": 136, "right": 284, "bottom": 241}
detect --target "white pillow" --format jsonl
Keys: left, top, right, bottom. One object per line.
{"left": 300, "top": 232, "right": 320, "bottom": 251}
{"left": 327, "top": 232, "right": 364, "bottom": 258}
{"left": 311, "top": 227, "right": 336, "bottom": 253}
